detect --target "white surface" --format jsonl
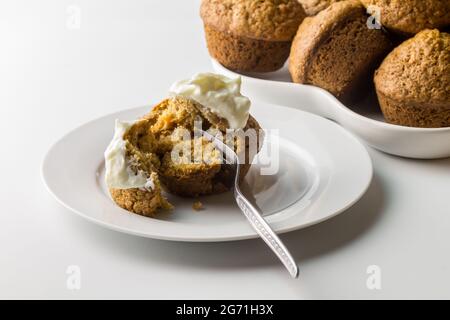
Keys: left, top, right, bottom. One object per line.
{"left": 1, "top": 0, "right": 449, "bottom": 299}
{"left": 42, "top": 103, "right": 372, "bottom": 241}
{"left": 212, "top": 60, "right": 450, "bottom": 159}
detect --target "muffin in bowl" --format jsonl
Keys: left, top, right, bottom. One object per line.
{"left": 374, "top": 29, "right": 450, "bottom": 128}
{"left": 105, "top": 74, "right": 263, "bottom": 216}
{"left": 360, "top": 0, "right": 450, "bottom": 35}
{"left": 141, "top": 96, "right": 262, "bottom": 197}
{"left": 200, "top": 0, "right": 306, "bottom": 72}
{"left": 289, "top": 0, "right": 392, "bottom": 101}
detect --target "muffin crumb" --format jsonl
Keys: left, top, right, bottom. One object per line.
{"left": 192, "top": 200, "right": 203, "bottom": 211}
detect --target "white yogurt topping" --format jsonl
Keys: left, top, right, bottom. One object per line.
{"left": 169, "top": 73, "right": 251, "bottom": 129}
{"left": 104, "top": 120, "right": 153, "bottom": 190}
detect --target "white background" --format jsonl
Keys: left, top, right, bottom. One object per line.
{"left": 1, "top": 0, "right": 449, "bottom": 299}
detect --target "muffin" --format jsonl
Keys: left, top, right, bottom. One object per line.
{"left": 105, "top": 74, "right": 263, "bottom": 216}
{"left": 289, "top": 0, "right": 392, "bottom": 100}
{"left": 298, "top": 0, "right": 342, "bottom": 16}
{"left": 361, "top": 0, "right": 450, "bottom": 35}
{"left": 143, "top": 96, "right": 262, "bottom": 197}
{"left": 374, "top": 29, "right": 450, "bottom": 128}
{"left": 200, "top": 0, "right": 306, "bottom": 72}
{"left": 104, "top": 119, "right": 173, "bottom": 217}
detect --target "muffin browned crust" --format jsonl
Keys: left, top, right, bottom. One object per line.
{"left": 201, "top": 0, "right": 306, "bottom": 72}
{"left": 374, "top": 29, "right": 450, "bottom": 128}
{"left": 298, "top": 0, "right": 342, "bottom": 16}
{"left": 361, "top": 0, "right": 450, "bottom": 35}
{"left": 289, "top": 0, "right": 392, "bottom": 100}
{"left": 204, "top": 25, "right": 292, "bottom": 73}
{"left": 110, "top": 96, "right": 263, "bottom": 216}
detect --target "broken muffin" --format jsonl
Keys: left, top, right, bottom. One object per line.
{"left": 104, "top": 74, "right": 263, "bottom": 217}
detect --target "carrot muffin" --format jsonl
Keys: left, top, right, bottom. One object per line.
{"left": 360, "top": 0, "right": 450, "bottom": 35}
{"left": 200, "top": 0, "right": 306, "bottom": 72}
{"left": 105, "top": 73, "right": 263, "bottom": 216}
{"left": 374, "top": 29, "right": 450, "bottom": 128}
{"left": 143, "top": 96, "right": 262, "bottom": 197}
{"left": 289, "top": 0, "right": 392, "bottom": 100}
{"left": 298, "top": 0, "right": 342, "bottom": 16}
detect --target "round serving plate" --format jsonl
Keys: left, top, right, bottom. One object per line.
{"left": 42, "top": 102, "right": 372, "bottom": 242}
{"left": 212, "top": 59, "right": 450, "bottom": 159}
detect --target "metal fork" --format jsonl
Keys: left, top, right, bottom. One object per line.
{"left": 201, "top": 130, "right": 299, "bottom": 278}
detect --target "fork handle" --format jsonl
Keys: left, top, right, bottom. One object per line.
{"left": 235, "top": 193, "right": 299, "bottom": 278}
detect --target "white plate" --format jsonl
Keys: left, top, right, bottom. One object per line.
{"left": 212, "top": 59, "right": 450, "bottom": 159}
{"left": 42, "top": 102, "right": 372, "bottom": 242}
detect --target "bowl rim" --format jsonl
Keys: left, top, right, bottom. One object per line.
{"left": 211, "top": 58, "right": 450, "bottom": 134}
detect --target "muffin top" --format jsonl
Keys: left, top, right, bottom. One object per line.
{"left": 375, "top": 30, "right": 450, "bottom": 106}
{"left": 361, "top": 0, "right": 450, "bottom": 34}
{"left": 298, "top": 0, "right": 342, "bottom": 16}
{"left": 200, "top": 0, "right": 306, "bottom": 41}
{"left": 289, "top": 0, "right": 365, "bottom": 82}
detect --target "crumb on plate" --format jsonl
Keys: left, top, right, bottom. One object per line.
{"left": 192, "top": 200, "right": 203, "bottom": 211}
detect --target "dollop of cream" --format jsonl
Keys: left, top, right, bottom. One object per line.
{"left": 104, "top": 120, "right": 153, "bottom": 190}
{"left": 169, "top": 73, "right": 251, "bottom": 129}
